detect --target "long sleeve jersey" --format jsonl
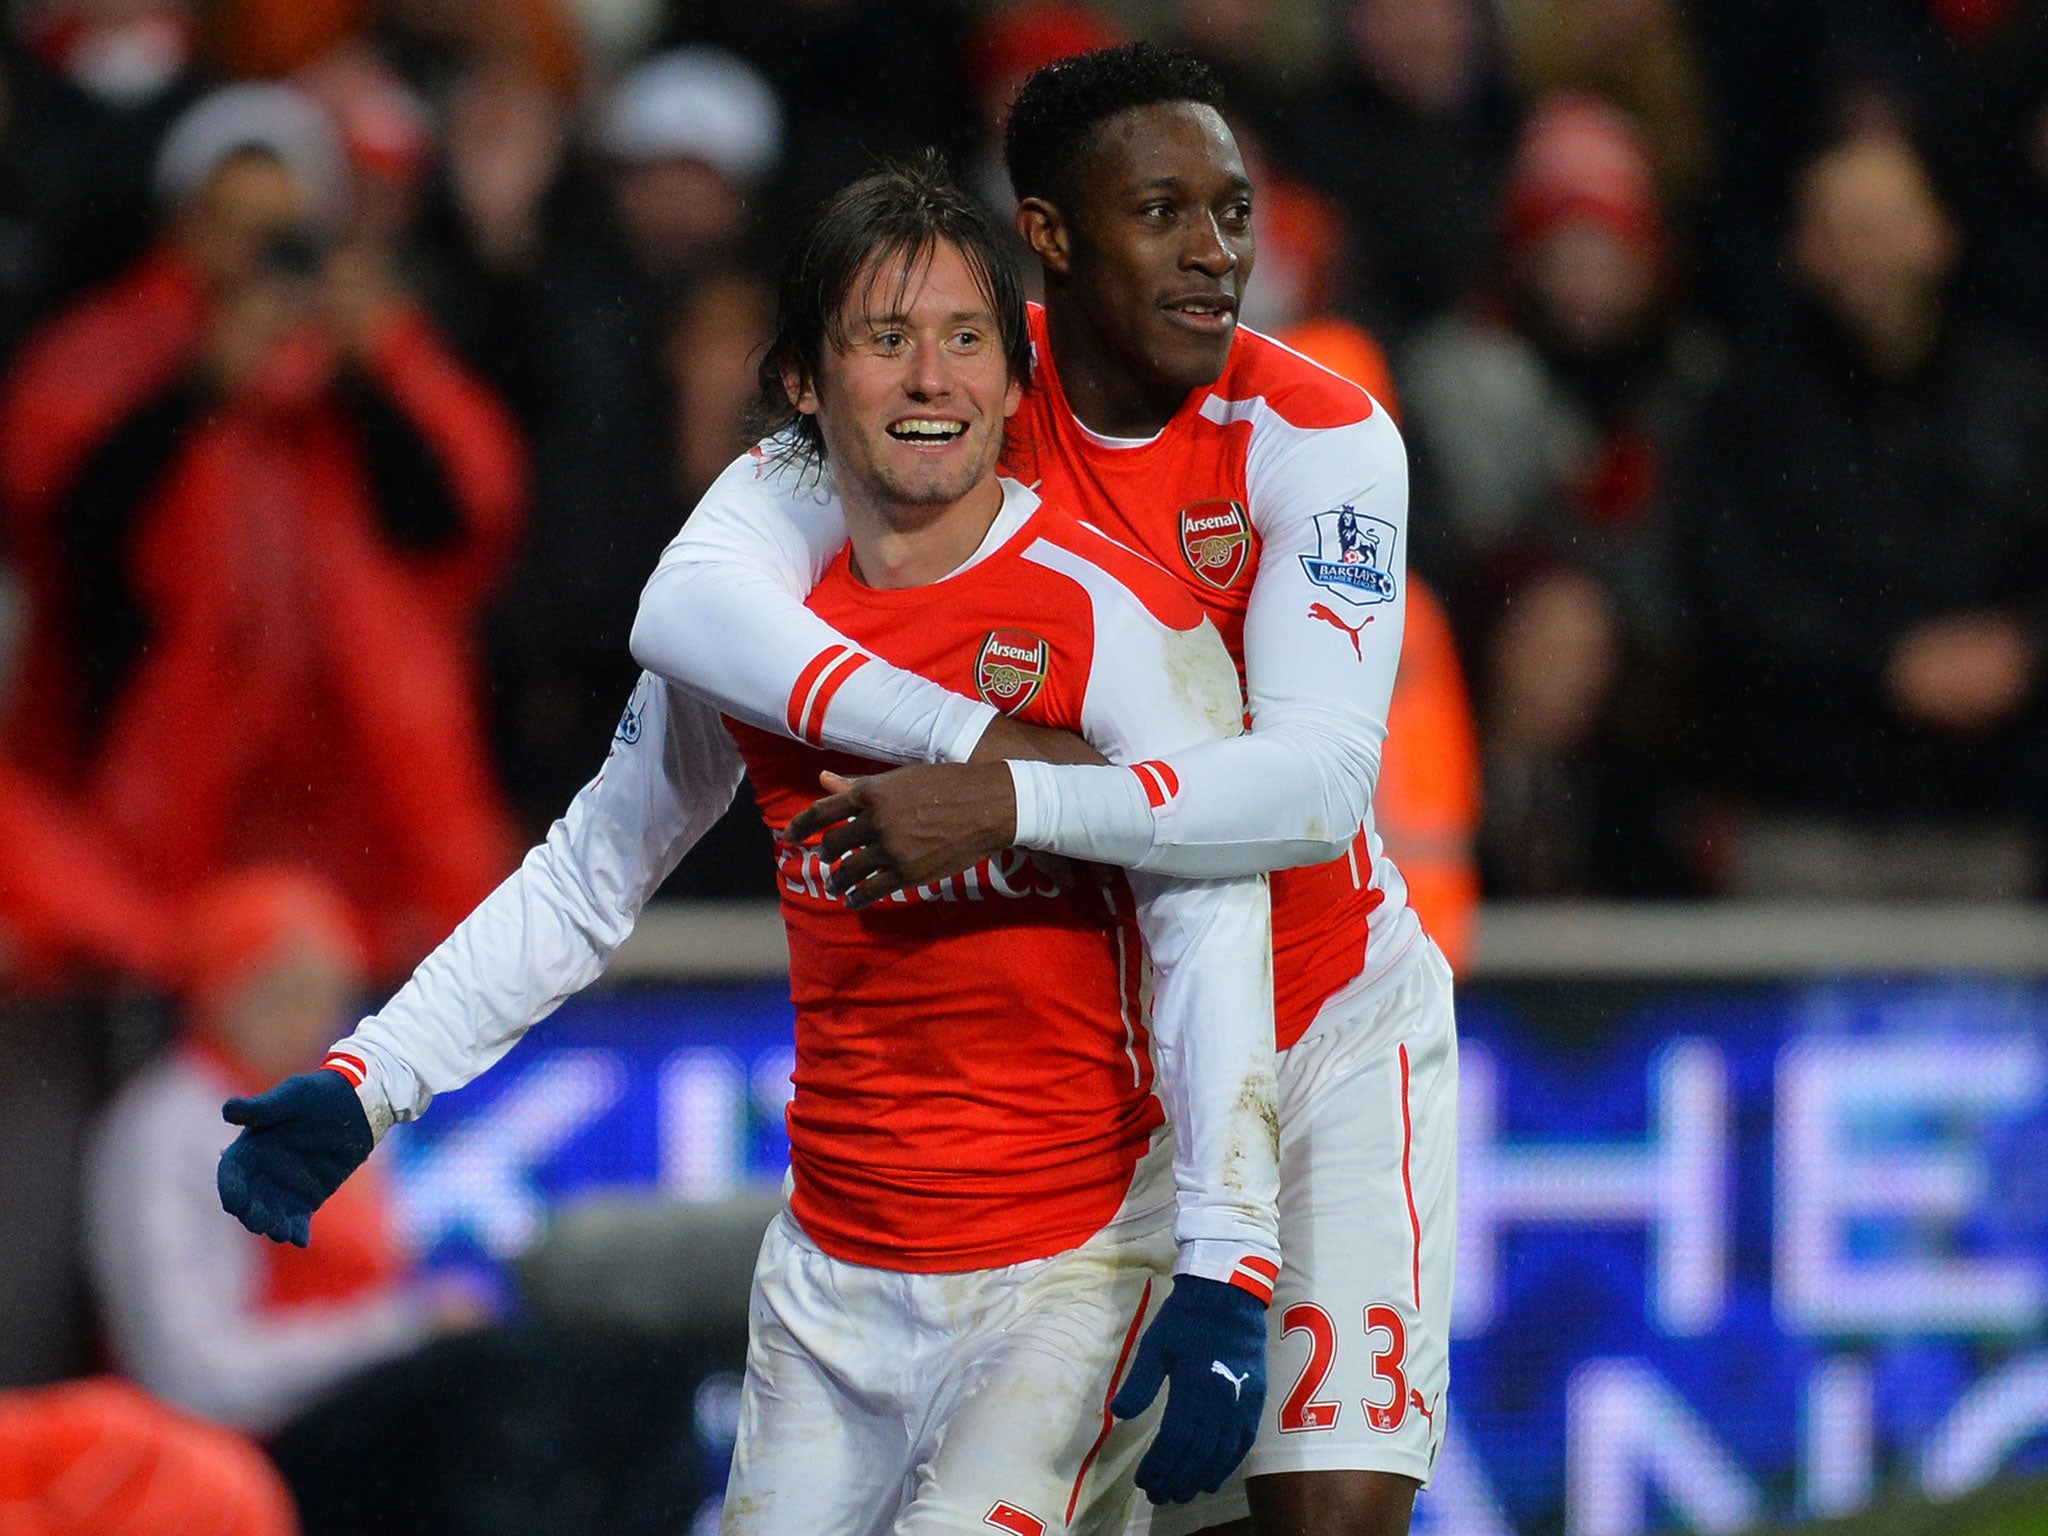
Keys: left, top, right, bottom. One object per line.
{"left": 633, "top": 308, "right": 1422, "bottom": 1047}
{"left": 331, "top": 481, "right": 1280, "bottom": 1289}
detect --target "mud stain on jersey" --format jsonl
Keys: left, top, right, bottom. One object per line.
{"left": 719, "top": 1491, "right": 771, "bottom": 1533}
{"left": 1159, "top": 622, "right": 1246, "bottom": 742}
{"left": 1222, "top": 1074, "right": 1282, "bottom": 1192}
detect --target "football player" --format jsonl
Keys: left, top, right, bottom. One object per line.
{"left": 630, "top": 45, "right": 1456, "bottom": 1536}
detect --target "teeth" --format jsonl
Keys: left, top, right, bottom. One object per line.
{"left": 889, "top": 419, "right": 967, "bottom": 441}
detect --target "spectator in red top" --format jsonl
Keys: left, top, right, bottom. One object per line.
{"left": 0, "top": 83, "right": 524, "bottom": 970}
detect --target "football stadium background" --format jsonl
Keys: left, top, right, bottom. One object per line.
{"left": 4, "top": 0, "right": 2048, "bottom": 1531}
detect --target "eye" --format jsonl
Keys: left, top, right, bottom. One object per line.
{"left": 1140, "top": 201, "right": 1176, "bottom": 225}
{"left": 1222, "top": 200, "right": 1254, "bottom": 230}
{"left": 872, "top": 329, "right": 907, "bottom": 352}
{"left": 950, "top": 328, "right": 988, "bottom": 351}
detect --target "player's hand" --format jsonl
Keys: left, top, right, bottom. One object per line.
{"left": 786, "top": 765, "right": 1019, "bottom": 908}
{"left": 1111, "top": 1274, "right": 1269, "bottom": 1504}
{"left": 217, "top": 1069, "right": 374, "bottom": 1248}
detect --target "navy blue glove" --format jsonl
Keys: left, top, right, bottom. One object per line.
{"left": 217, "top": 1069, "right": 374, "bottom": 1247}
{"left": 1111, "top": 1273, "right": 1270, "bottom": 1504}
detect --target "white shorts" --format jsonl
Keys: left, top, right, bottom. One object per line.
{"left": 1140, "top": 937, "right": 1459, "bottom": 1535}
{"left": 720, "top": 1149, "right": 1176, "bottom": 1536}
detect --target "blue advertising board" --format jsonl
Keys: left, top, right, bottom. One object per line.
{"left": 383, "top": 977, "right": 2048, "bottom": 1535}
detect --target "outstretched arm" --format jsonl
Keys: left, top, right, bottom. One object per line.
{"left": 219, "top": 678, "right": 743, "bottom": 1242}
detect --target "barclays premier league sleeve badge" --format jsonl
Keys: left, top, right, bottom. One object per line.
{"left": 614, "top": 678, "right": 648, "bottom": 744}
{"left": 1300, "top": 505, "right": 1397, "bottom": 607}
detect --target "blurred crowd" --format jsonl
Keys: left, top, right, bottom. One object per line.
{"left": 5, "top": 0, "right": 2048, "bottom": 1005}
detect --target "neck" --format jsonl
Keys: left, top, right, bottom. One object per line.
{"left": 843, "top": 475, "right": 1006, "bottom": 590}
{"left": 1044, "top": 293, "right": 1193, "bottom": 439}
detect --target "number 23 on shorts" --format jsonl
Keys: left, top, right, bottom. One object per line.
{"left": 1277, "top": 1303, "right": 1427, "bottom": 1434}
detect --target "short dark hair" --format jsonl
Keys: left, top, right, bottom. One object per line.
{"left": 754, "top": 152, "right": 1030, "bottom": 466}
{"left": 1004, "top": 42, "right": 1227, "bottom": 209}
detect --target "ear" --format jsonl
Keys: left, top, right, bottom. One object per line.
{"left": 782, "top": 360, "right": 820, "bottom": 417}
{"left": 1003, "top": 374, "right": 1023, "bottom": 419}
{"left": 1016, "top": 198, "right": 1071, "bottom": 278}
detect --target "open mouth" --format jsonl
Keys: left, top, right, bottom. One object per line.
{"left": 887, "top": 418, "right": 969, "bottom": 444}
{"left": 1163, "top": 294, "right": 1238, "bottom": 326}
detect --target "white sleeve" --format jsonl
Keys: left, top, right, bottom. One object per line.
{"left": 329, "top": 676, "right": 744, "bottom": 1136}
{"left": 630, "top": 446, "right": 1000, "bottom": 763}
{"left": 83, "top": 1064, "right": 433, "bottom": 1433}
{"left": 1009, "top": 404, "right": 1408, "bottom": 877}
{"left": 1026, "top": 539, "right": 1280, "bottom": 1283}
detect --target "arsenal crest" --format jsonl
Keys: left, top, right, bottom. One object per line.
{"left": 976, "top": 629, "right": 1050, "bottom": 714}
{"left": 1179, "top": 500, "right": 1252, "bottom": 590}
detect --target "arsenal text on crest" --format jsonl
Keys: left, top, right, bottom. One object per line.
{"left": 1178, "top": 500, "right": 1252, "bottom": 590}
{"left": 976, "top": 629, "right": 1050, "bottom": 714}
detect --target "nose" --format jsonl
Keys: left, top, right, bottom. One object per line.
{"left": 906, "top": 337, "right": 955, "bottom": 400}
{"left": 1184, "top": 211, "right": 1239, "bottom": 279}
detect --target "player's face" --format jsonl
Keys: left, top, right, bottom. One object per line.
{"left": 795, "top": 240, "right": 1022, "bottom": 523}
{"left": 1060, "top": 102, "right": 1255, "bottom": 397}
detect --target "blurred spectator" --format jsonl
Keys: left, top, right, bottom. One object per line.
{"left": 1681, "top": 129, "right": 2048, "bottom": 898}
{"left": 1281, "top": 0, "right": 1516, "bottom": 340}
{"left": 1280, "top": 317, "right": 1482, "bottom": 968}
{"left": 444, "top": 50, "right": 777, "bottom": 847}
{"left": 0, "top": 83, "right": 523, "bottom": 969}
{"left": 83, "top": 870, "right": 450, "bottom": 1433}
{"left": 83, "top": 862, "right": 727, "bottom": 1533}
{"left": 0, "top": 1376, "right": 297, "bottom": 1536}
{"left": 1495, "top": 0, "right": 1716, "bottom": 211}
{"left": 1401, "top": 94, "right": 1720, "bottom": 894}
